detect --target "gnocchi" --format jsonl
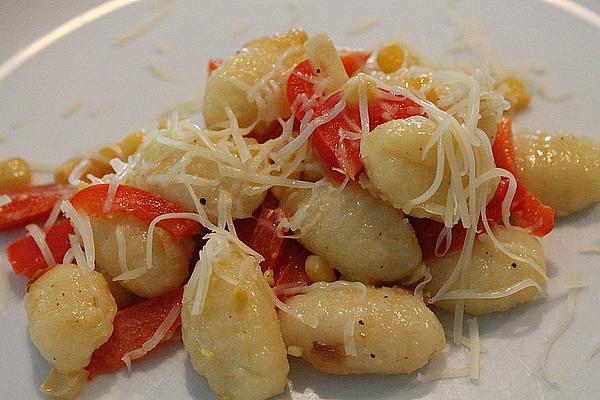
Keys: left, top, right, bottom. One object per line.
{"left": 280, "top": 181, "right": 422, "bottom": 283}
{"left": 181, "top": 238, "right": 289, "bottom": 400}
{"left": 279, "top": 285, "right": 445, "bottom": 374}
{"left": 203, "top": 29, "right": 308, "bottom": 133}
{"left": 514, "top": 130, "right": 600, "bottom": 216}
{"left": 24, "top": 264, "right": 116, "bottom": 373}
{"left": 130, "top": 127, "right": 267, "bottom": 222}
{"left": 360, "top": 116, "right": 451, "bottom": 220}
{"left": 91, "top": 216, "right": 194, "bottom": 298}
{"left": 425, "top": 226, "right": 546, "bottom": 315}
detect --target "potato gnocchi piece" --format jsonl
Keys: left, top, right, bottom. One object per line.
{"left": 514, "top": 130, "right": 600, "bottom": 216}
{"left": 130, "top": 128, "right": 267, "bottom": 222}
{"left": 181, "top": 238, "right": 288, "bottom": 400}
{"left": 425, "top": 226, "right": 546, "bottom": 315}
{"left": 203, "top": 29, "right": 307, "bottom": 132}
{"left": 279, "top": 285, "right": 445, "bottom": 374}
{"left": 95, "top": 267, "right": 140, "bottom": 309}
{"left": 40, "top": 369, "right": 88, "bottom": 400}
{"left": 24, "top": 264, "right": 117, "bottom": 374}
{"left": 280, "top": 181, "right": 422, "bottom": 284}
{"left": 91, "top": 216, "right": 194, "bottom": 298}
{"left": 360, "top": 116, "right": 451, "bottom": 221}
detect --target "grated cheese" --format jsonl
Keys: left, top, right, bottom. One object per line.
{"left": 25, "top": 224, "right": 56, "bottom": 267}
{"left": 418, "top": 367, "right": 471, "bottom": 383}
{"left": 60, "top": 99, "right": 82, "bottom": 118}
{"left": 343, "top": 321, "right": 358, "bottom": 356}
{"left": 113, "top": 2, "right": 172, "bottom": 47}
{"left": 345, "top": 18, "right": 383, "bottom": 36}
{"left": 0, "top": 195, "right": 11, "bottom": 207}
{"left": 113, "top": 267, "right": 149, "bottom": 282}
{"left": 68, "top": 159, "right": 91, "bottom": 186}
{"left": 43, "top": 194, "right": 71, "bottom": 228}
{"left": 541, "top": 272, "right": 583, "bottom": 385}
{"left": 60, "top": 200, "right": 95, "bottom": 271}
{"left": 115, "top": 225, "right": 128, "bottom": 274}
{"left": 468, "top": 318, "right": 480, "bottom": 379}
{"left": 147, "top": 64, "right": 181, "bottom": 83}
{"left": 121, "top": 303, "right": 182, "bottom": 372}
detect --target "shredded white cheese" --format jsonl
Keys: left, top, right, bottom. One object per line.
{"left": 60, "top": 201, "right": 95, "bottom": 271}
{"left": 25, "top": 224, "right": 56, "bottom": 267}
{"left": 541, "top": 273, "right": 583, "bottom": 385}
{"left": 60, "top": 99, "right": 82, "bottom": 118}
{"left": 113, "top": 2, "right": 172, "bottom": 46}
{"left": 121, "top": 303, "right": 182, "bottom": 372}
{"left": 0, "top": 195, "right": 11, "bottom": 207}
{"left": 68, "top": 159, "right": 91, "bottom": 186}
{"left": 115, "top": 225, "right": 128, "bottom": 275}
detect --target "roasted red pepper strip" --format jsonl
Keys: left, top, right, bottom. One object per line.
{"left": 412, "top": 117, "right": 554, "bottom": 260}
{"left": 408, "top": 217, "right": 467, "bottom": 261}
{"left": 287, "top": 58, "right": 425, "bottom": 182}
{"left": 85, "top": 288, "right": 183, "bottom": 379}
{"left": 490, "top": 117, "right": 554, "bottom": 236}
{"left": 234, "top": 199, "right": 311, "bottom": 294}
{"left": 70, "top": 184, "right": 200, "bottom": 240}
{"left": 7, "top": 219, "right": 74, "bottom": 280}
{"left": 0, "top": 184, "right": 74, "bottom": 231}
{"left": 236, "top": 207, "right": 287, "bottom": 274}
{"left": 207, "top": 58, "right": 222, "bottom": 75}
{"left": 340, "top": 50, "right": 371, "bottom": 77}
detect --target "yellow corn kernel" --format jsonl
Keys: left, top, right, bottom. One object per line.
{"left": 405, "top": 74, "right": 431, "bottom": 92}
{"left": 119, "top": 131, "right": 144, "bottom": 157}
{"left": 425, "top": 84, "right": 449, "bottom": 103}
{"left": 377, "top": 44, "right": 405, "bottom": 74}
{"left": 495, "top": 77, "right": 530, "bottom": 113}
{"left": 98, "top": 131, "right": 144, "bottom": 161}
{"left": 304, "top": 255, "right": 336, "bottom": 283}
{"left": 0, "top": 157, "right": 31, "bottom": 190}
{"left": 54, "top": 157, "right": 113, "bottom": 184}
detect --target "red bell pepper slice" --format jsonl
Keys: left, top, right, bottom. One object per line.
{"left": 7, "top": 219, "right": 74, "bottom": 280}
{"left": 340, "top": 50, "right": 371, "bottom": 77}
{"left": 412, "top": 117, "right": 554, "bottom": 260}
{"left": 85, "top": 288, "right": 183, "bottom": 379}
{"left": 70, "top": 184, "right": 201, "bottom": 240}
{"left": 489, "top": 117, "right": 554, "bottom": 236}
{"left": 287, "top": 58, "right": 425, "bottom": 182}
{"left": 234, "top": 199, "right": 311, "bottom": 294}
{"left": 235, "top": 207, "right": 287, "bottom": 274}
{"left": 0, "top": 184, "right": 74, "bottom": 231}
{"left": 207, "top": 58, "right": 222, "bottom": 75}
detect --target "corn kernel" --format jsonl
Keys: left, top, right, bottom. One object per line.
{"left": 119, "top": 131, "right": 144, "bottom": 157}
{"left": 304, "top": 255, "right": 336, "bottom": 283}
{"left": 495, "top": 77, "right": 530, "bottom": 113}
{"left": 405, "top": 74, "right": 431, "bottom": 92}
{"left": 377, "top": 44, "right": 405, "bottom": 74}
{"left": 54, "top": 157, "right": 112, "bottom": 184}
{"left": 0, "top": 157, "right": 31, "bottom": 190}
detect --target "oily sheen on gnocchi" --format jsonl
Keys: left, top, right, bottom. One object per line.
{"left": 4, "top": 27, "right": 599, "bottom": 400}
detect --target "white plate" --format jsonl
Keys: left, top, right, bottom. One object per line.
{"left": 1, "top": 1, "right": 600, "bottom": 399}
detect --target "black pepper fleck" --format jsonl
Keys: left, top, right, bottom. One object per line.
{"left": 200, "top": 198, "right": 207, "bottom": 205}
{"left": 358, "top": 320, "right": 364, "bottom": 325}
{"left": 370, "top": 353, "right": 376, "bottom": 358}
{"left": 316, "top": 68, "right": 321, "bottom": 73}
{"left": 511, "top": 262, "right": 517, "bottom": 268}
{"left": 383, "top": 295, "right": 388, "bottom": 299}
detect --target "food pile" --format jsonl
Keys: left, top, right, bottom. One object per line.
{"left": 1, "top": 29, "right": 600, "bottom": 400}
